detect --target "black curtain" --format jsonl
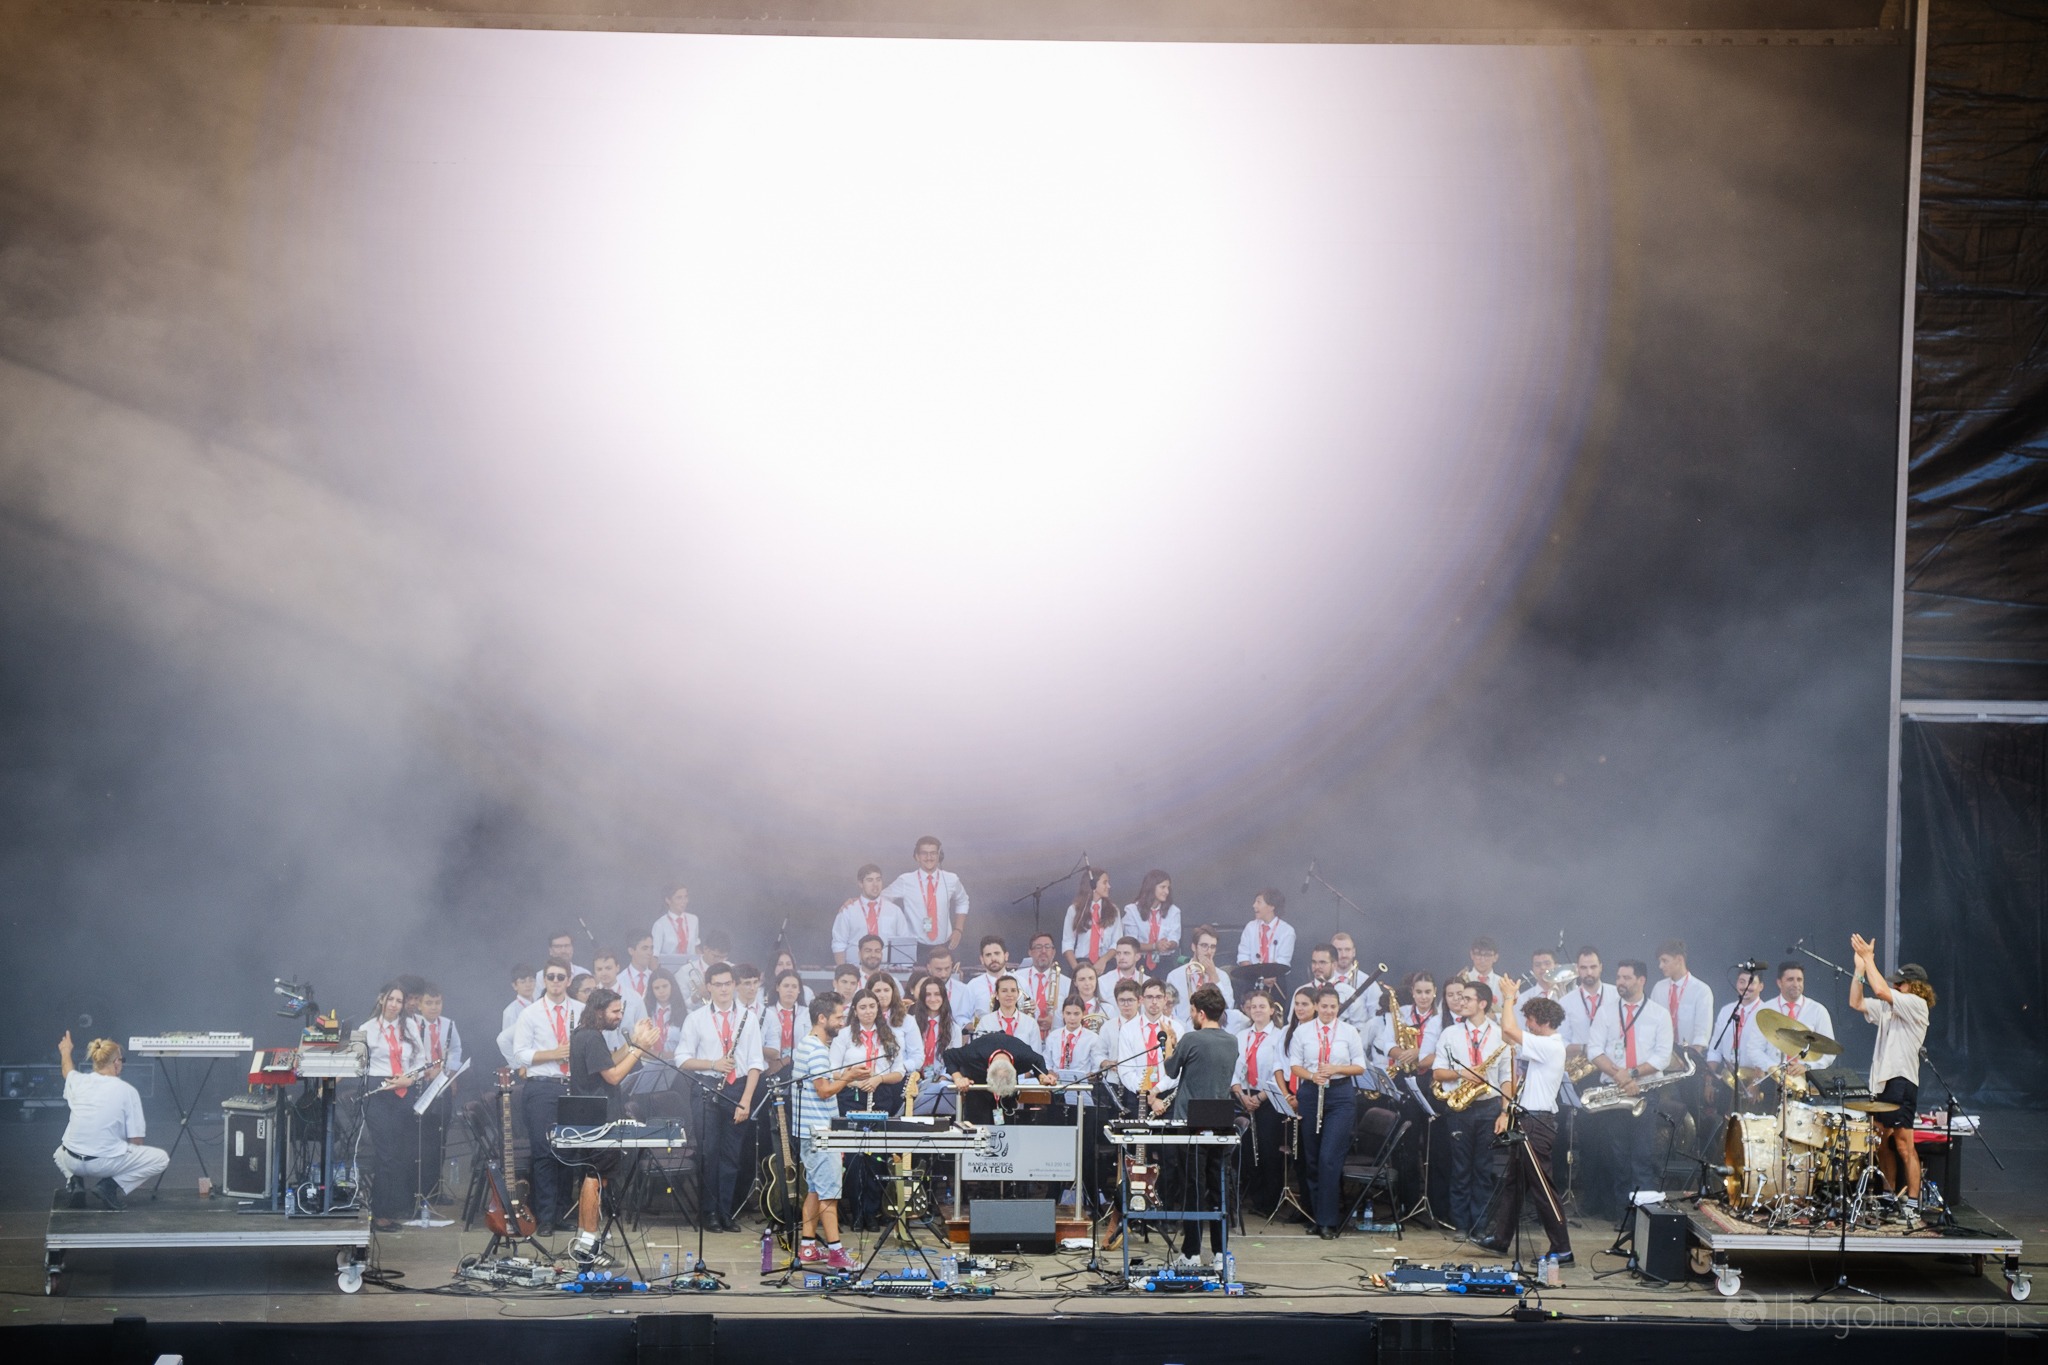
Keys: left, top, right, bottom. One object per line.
{"left": 1904, "top": 0, "right": 2048, "bottom": 700}
{"left": 1898, "top": 720, "right": 2048, "bottom": 1102}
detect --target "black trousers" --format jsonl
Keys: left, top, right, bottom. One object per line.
{"left": 692, "top": 1077, "right": 751, "bottom": 1222}
{"left": 1446, "top": 1098, "right": 1504, "bottom": 1234}
{"left": 1239, "top": 1100, "right": 1285, "bottom": 1214}
{"left": 1170, "top": 1143, "right": 1227, "bottom": 1256}
{"left": 363, "top": 1088, "right": 421, "bottom": 1219}
{"left": 520, "top": 1076, "right": 572, "bottom": 1225}
{"left": 1487, "top": 1111, "right": 1571, "bottom": 1255}
{"left": 417, "top": 1094, "right": 449, "bottom": 1198}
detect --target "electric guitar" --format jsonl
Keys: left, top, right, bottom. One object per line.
{"left": 485, "top": 1066, "right": 537, "bottom": 1239}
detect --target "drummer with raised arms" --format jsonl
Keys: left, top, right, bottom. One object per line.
{"left": 1848, "top": 933, "right": 1935, "bottom": 1204}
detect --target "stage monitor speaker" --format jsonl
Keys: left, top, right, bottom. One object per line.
{"left": 1634, "top": 1202, "right": 1689, "bottom": 1283}
{"left": 968, "top": 1197, "right": 1056, "bottom": 1253}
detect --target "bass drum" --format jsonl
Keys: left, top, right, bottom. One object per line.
{"left": 1723, "top": 1113, "right": 1792, "bottom": 1207}
{"left": 1783, "top": 1103, "right": 1877, "bottom": 1156}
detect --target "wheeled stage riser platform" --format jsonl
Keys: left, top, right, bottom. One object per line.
{"left": 43, "top": 1192, "right": 369, "bottom": 1296}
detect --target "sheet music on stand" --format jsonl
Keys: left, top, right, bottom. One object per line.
{"left": 412, "top": 1058, "right": 469, "bottom": 1115}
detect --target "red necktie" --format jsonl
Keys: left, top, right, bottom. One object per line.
{"left": 1666, "top": 979, "right": 1684, "bottom": 1029}
{"left": 1146, "top": 1023, "right": 1160, "bottom": 1064}
{"left": 1001, "top": 1014, "right": 1018, "bottom": 1036}
{"left": 670, "top": 914, "right": 689, "bottom": 954}
{"left": 864, "top": 899, "right": 880, "bottom": 936}
{"left": 716, "top": 1009, "right": 735, "bottom": 1083}
{"left": 1034, "top": 971, "right": 1050, "bottom": 1018}
{"left": 781, "top": 1008, "right": 795, "bottom": 1052}
{"left": 925, "top": 1018, "right": 939, "bottom": 1060}
{"left": 1088, "top": 904, "right": 1103, "bottom": 960}
{"left": 1468, "top": 1024, "right": 1484, "bottom": 1066}
{"left": 385, "top": 1024, "right": 408, "bottom": 1096}
{"left": 861, "top": 1029, "right": 878, "bottom": 1066}
{"left": 1786, "top": 998, "right": 1801, "bottom": 1022}
{"left": 1623, "top": 1003, "right": 1639, "bottom": 1070}
{"left": 1062, "top": 1031, "right": 1076, "bottom": 1067}
{"left": 551, "top": 1004, "right": 567, "bottom": 1047}
{"left": 1245, "top": 1030, "right": 1262, "bottom": 1086}
{"left": 1260, "top": 923, "right": 1273, "bottom": 963}
{"left": 1318, "top": 1024, "right": 1333, "bottom": 1067}
{"left": 924, "top": 874, "right": 940, "bottom": 938}
{"left": 655, "top": 1006, "right": 670, "bottom": 1035}
{"left": 1147, "top": 906, "right": 1161, "bottom": 945}
{"left": 428, "top": 1022, "right": 443, "bottom": 1064}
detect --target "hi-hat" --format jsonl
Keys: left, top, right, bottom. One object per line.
{"left": 1843, "top": 1099, "right": 1899, "bottom": 1114}
{"left": 1755, "top": 1008, "right": 1843, "bottom": 1059}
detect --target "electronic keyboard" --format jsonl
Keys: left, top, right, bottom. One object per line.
{"left": 551, "top": 1120, "right": 688, "bottom": 1149}
{"left": 827, "top": 1114, "right": 958, "bottom": 1133}
{"left": 296, "top": 1044, "right": 368, "bottom": 1078}
{"left": 129, "top": 1032, "right": 253, "bottom": 1057}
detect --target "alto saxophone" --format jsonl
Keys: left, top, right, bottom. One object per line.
{"left": 1435, "top": 1041, "right": 1510, "bottom": 1111}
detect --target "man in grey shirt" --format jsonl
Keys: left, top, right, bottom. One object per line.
{"left": 1162, "top": 985, "right": 1240, "bottom": 1268}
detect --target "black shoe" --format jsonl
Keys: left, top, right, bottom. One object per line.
{"left": 1468, "top": 1235, "right": 1509, "bottom": 1254}
{"left": 93, "top": 1178, "right": 127, "bottom": 1211}
{"left": 62, "top": 1176, "right": 87, "bottom": 1210}
{"left": 1318, "top": 1227, "right": 1339, "bottom": 1241}
{"left": 1550, "top": 1250, "right": 1574, "bottom": 1266}
{"left": 552, "top": 1210, "right": 579, "bottom": 1232}
{"left": 1303, "top": 1223, "right": 1325, "bottom": 1235}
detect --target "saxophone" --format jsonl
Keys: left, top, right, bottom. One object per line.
{"left": 1435, "top": 1041, "right": 1510, "bottom": 1111}
{"left": 1578, "top": 1053, "right": 1697, "bottom": 1116}
{"left": 1389, "top": 994, "right": 1421, "bottom": 1073}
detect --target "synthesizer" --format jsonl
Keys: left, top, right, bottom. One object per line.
{"left": 129, "top": 1032, "right": 254, "bottom": 1057}
{"left": 811, "top": 1125, "right": 990, "bottom": 1155}
{"left": 296, "top": 1044, "right": 368, "bottom": 1078}
{"left": 828, "top": 1114, "right": 958, "bottom": 1134}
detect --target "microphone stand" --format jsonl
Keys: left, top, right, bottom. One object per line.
{"left": 1012, "top": 854, "right": 1090, "bottom": 944}
{"left": 1303, "top": 864, "right": 1367, "bottom": 943}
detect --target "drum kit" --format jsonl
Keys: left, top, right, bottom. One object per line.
{"left": 1717, "top": 1010, "right": 1905, "bottom": 1229}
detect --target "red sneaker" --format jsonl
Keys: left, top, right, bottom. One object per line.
{"left": 825, "top": 1247, "right": 857, "bottom": 1272}
{"left": 797, "top": 1243, "right": 824, "bottom": 1264}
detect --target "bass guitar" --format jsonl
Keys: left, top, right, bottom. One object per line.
{"left": 483, "top": 1066, "right": 539, "bottom": 1254}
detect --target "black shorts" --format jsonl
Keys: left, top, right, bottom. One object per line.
{"left": 1872, "top": 1076, "right": 1918, "bottom": 1128}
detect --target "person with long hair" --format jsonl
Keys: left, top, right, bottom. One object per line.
{"left": 1231, "top": 989, "right": 1288, "bottom": 1215}
{"left": 1062, "top": 869, "right": 1117, "bottom": 974}
{"left": 54, "top": 1033, "right": 168, "bottom": 1210}
{"left": 829, "top": 989, "right": 906, "bottom": 1229}
{"left": 1849, "top": 935, "right": 1936, "bottom": 1202}
{"left": 865, "top": 971, "right": 909, "bottom": 1030}
{"left": 353, "top": 982, "right": 427, "bottom": 1230}
{"left": 644, "top": 971, "right": 685, "bottom": 1057}
{"left": 564, "top": 988, "right": 662, "bottom": 1262}
{"left": 1120, "top": 869, "right": 1182, "bottom": 969}
{"left": 910, "top": 975, "right": 959, "bottom": 1117}
{"left": 771, "top": 950, "right": 814, "bottom": 1005}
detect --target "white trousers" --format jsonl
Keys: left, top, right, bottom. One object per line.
{"left": 55, "top": 1142, "right": 171, "bottom": 1193}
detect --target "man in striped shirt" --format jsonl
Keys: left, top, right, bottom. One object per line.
{"left": 793, "top": 992, "right": 867, "bottom": 1270}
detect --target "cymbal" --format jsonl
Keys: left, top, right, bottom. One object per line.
{"left": 1843, "top": 1099, "right": 1899, "bottom": 1114}
{"left": 1755, "top": 1009, "right": 1844, "bottom": 1059}
{"left": 1735, "top": 1066, "right": 1768, "bottom": 1082}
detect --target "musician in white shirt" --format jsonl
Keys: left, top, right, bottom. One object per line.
{"left": 1097, "top": 936, "right": 1147, "bottom": 1007}
{"left": 884, "top": 836, "right": 968, "bottom": 951}
{"left": 1235, "top": 889, "right": 1296, "bottom": 968}
{"left": 1330, "top": 933, "right": 1381, "bottom": 1029}
{"left": 54, "top": 1034, "right": 168, "bottom": 1210}
{"left": 651, "top": 886, "right": 702, "bottom": 960}
{"left": 1045, "top": 996, "right": 1104, "bottom": 1104}
{"left": 545, "top": 931, "right": 590, "bottom": 982}
{"left": 353, "top": 983, "right": 431, "bottom": 1229}
{"left": 1589, "top": 959, "right": 1674, "bottom": 1208}
{"left": 1654, "top": 939, "right": 1715, "bottom": 1055}
{"left": 1287, "top": 984, "right": 1366, "bottom": 1237}
{"left": 1115, "top": 980, "right": 1180, "bottom": 1107}
{"left": 620, "top": 934, "right": 661, "bottom": 1011}
{"left": 833, "top": 865, "right": 919, "bottom": 964}
{"left": 1015, "top": 933, "right": 1069, "bottom": 1036}
{"left": 589, "top": 949, "right": 648, "bottom": 1044}
{"left": 677, "top": 963, "right": 765, "bottom": 1231}
{"left": 1167, "top": 928, "right": 1235, "bottom": 1024}
{"left": 498, "top": 964, "right": 537, "bottom": 1066}
{"left": 1098, "top": 979, "right": 1143, "bottom": 1094}
{"left": 1062, "top": 869, "right": 1119, "bottom": 974}
{"left": 922, "top": 945, "right": 976, "bottom": 1023}
{"left": 512, "top": 964, "right": 584, "bottom": 1230}
{"left": 1432, "top": 980, "right": 1512, "bottom": 1236}
{"left": 1763, "top": 963, "right": 1835, "bottom": 1072}
{"left": 407, "top": 987, "right": 463, "bottom": 1205}
{"left": 1561, "top": 948, "right": 1620, "bottom": 1058}
{"left": 1706, "top": 965, "right": 1777, "bottom": 1110}
{"left": 958, "top": 936, "right": 1011, "bottom": 1023}
{"left": 1471, "top": 997, "right": 1572, "bottom": 1262}
{"left": 1457, "top": 937, "right": 1512, "bottom": 1020}
{"left": 761, "top": 970, "right": 809, "bottom": 1076}
{"left": 1119, "top": 869, "right": 1182, "bottom": 967}
{"left": 1230, "top": 989, "right": 1288, "bottom": 1214}
{"left": 675, "top": 929, "right": 731, "bottom": 1013}
{"left": 975, "top": 976, "right": 1044, "bottom": 1051}
{"left": 1850, "top": 935, "right": 1935, "bottom": 1201}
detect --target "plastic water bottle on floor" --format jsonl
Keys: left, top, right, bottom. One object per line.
{"left": 660, "top": 1252, "right": 672, "bottom": 1279}
{"left": 940, "top": 1252, "right": 958, "bottom": 1285}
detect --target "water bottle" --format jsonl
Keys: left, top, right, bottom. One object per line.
{"left": 682, "top": 1250, "right": 697, "bottom": 1275}
{"left": 1543, "top": 1255, "right": 1561, "bottom": 1287}
{"left": 940, "top": 1253, "right": 958, "bottom": 1285}
{"left": 1222, "top": 1250, "right": 1236, "bottom": 1284}
{"left": 660, "top": 1252, "right": 672, "bottom": 1279}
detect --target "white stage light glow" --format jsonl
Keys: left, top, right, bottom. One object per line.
{"left": 259, "top": 33, "right": 1609, "bottom": 848}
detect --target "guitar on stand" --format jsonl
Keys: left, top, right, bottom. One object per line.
{"left": 758, "top": 1082, "right": 804, "bottom": 1276}
{"left": 481, "top": 1067, "right": 545, "bottom": 1259}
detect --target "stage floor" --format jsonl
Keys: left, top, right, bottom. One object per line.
{"left": 3, "top": 1106, "right": 2043, "bottom": 1331}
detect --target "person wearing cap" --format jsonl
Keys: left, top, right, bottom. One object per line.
{"left": 1848, "top": 934, "right": 1935, "bottom": 1202}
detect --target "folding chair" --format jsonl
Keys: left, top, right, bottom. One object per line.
{"left": 1341, "top": 1115, "right": 1411, "bottom": 1236}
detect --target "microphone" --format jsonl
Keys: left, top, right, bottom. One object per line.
{"left": 1735, "top": 958, "right": 1769, "bottom": 974}
{"left": 1302, "top": 861, "right": 1315, "bottom": 896}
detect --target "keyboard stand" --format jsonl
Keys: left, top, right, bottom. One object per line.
{"left": 149, "top": 1056, "right": 225, "bottom": 1197}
